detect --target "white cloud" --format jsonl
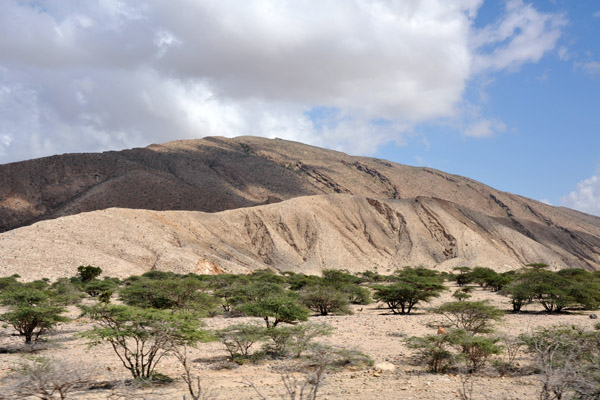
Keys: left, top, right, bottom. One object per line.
{"left": 471, "top": 0, "right": 566, "bottom": 72}
{"left": 539, "top": 198, "right": 552, "bottom": 205}
{"left": 0, "top": 0, "right": 565, "bottom": 163}
{"left": 464, "top": 118, "right": 506, "bottom": 138}
{"left": 558, "top": 46, "right": 570, "bottom": 61}
{"left": 576, "top": 61, "right": 600, "bottom": 76}
{"left": 561, "top": 174, "right": 600, "bottom": 216}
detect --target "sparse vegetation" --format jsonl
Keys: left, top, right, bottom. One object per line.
{"left": 521, "top": 325, "right": 600, "bottom": 400}
{"left": 1, "top": 264, "right": 600, "bottom": 399}
{"left": 80, "top": 303, "right": 212, "bottom": 379}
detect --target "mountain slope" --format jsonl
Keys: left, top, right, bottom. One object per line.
{"left": 2, "top": 136, "right": 596, "bottom": 234}
{"left": 1, "top": 136, "right": 600, "bottom": 275}
{"left": 1, "top": 194, "right": 599, "bottom": 281}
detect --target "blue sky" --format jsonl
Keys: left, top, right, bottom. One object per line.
{"left": 378, "top": 0, "right": 600, "bottom": 212}
{"left": 0, "top": 0, "right": 599, "bottom": 215}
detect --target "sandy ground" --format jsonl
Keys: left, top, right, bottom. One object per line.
{"left": 1, "top": 284, "right": 598, "bottom": 400}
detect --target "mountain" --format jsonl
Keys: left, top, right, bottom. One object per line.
{"left": 1, "top": 136, "right": 599, "bottom": 279}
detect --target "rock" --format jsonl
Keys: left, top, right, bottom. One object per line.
{"left": 374, "top": 361, "right": 396, "bottom": 371}
{"left": 589, "top": 314, "right": 598, "bottom": 319}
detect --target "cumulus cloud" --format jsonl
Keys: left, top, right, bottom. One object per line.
{"left": 561, "top": 174, "right": 600, "bottom": 216}
{"left": 0, "top": 0, "right": 565, "bottom": 163}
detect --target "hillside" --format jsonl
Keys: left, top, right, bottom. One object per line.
{"left": 1, "top": 194, "right": 599, "bottom": 281}
{"left": 1, "top": 136, "right": 600, "bottom": 278}
{"left": 1, "top": 136, "right": 596, "bottom": 232}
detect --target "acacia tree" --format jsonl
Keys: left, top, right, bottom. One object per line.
{"left": 503, "top": 268, "right": 600, "bottom": 313}
{"left": 300, "top": 285, "right": 351, "bottom": 316}
{"left": 80, "top": 304, "right": 211, "bottom": 379}
{"left": 432, "top": 301, "right": 504, "bottom": 335}
{"left": 0, "top": 282, "right": 69, "bottom": 344}
{"left": 119, "top": 276, "right": 218, "bottom": 312}
{"left": 239, "top": 294, "right": 309, "bottom": 328}
{"left": 76, "top": 265, "right": 102, "bottom": 282}
{"left": 373, "top": 270, "right": 446, "bottom": 315}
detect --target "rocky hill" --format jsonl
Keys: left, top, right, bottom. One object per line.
{"left": 1, "top": 136, "right": 600, "bottom": 278}
{"left": 1, "top": 193, "right": 599, "bottom": 281}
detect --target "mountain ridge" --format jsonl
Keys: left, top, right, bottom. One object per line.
{"left": 1, "top": 136, "right": 599, "bottom": 277}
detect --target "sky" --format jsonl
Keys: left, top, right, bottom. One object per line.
{"left": 0, "top": 0, "right": 599, "bottom": 215}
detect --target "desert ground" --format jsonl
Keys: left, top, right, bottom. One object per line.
{"left": 1, "top": 281, "right": 597, "bottom": 400}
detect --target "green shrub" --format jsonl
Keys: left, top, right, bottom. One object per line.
{"left": 374, "top": 269, "right": 446, "bottom": 315}
{"left": 215, "top": 281, "right": 286, "bottom": 312}
{"left": 432, "top": 301, "right": 503, "bottom": 335}
{"left": 452, "top": 287, "right": 472, "bottom": 302}
{"left": 76, "top": 265, "right": 102, "bottom": 282}
{"left": 119, "top": 276, "right": 219, "bottom": 313}
{"left": 248, "top": 269, "right": 286, "bottom": 284}
{"left": 238, "top": 294, "right": 309, "bottom": 328}
{"left": 262, "top": 322, "right": 333, "bottom": 357}
{"left": 83, "top": 279, "right": 118, "bottom": 298}
{"left": 300, "top": 285, "right": 351, "bottom": 316}
{"left": 446, "top": 329, "right": 502, "bottom": 372}
{"left": 217, "top": 323, "right": 268, "bottom": 360}
{"left": 405, "top": 334, "right": 455, "bottom": 372}
{"left": 50, "top": 278, "right": 86, "bottom": 305}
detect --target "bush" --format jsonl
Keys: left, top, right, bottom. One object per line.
{"left": 300, "top": 285, "right": 351, "bottom": 316}
{"left": 405, "top": 334, "right": 455, "bottom": 372}
{"left": 248, "top": 269, "right": 287, "bottom": 284}
{"left": 82, "top": 279, "right": 118, "bottom": 298}
{"left": 446, "top": 329, "right": 502, "bottom": 372}
{"left": 285, "top": 272, "right": 321, "bottom": 291}
{"left": 374, "top": 269, "right": 446, "bottom": 315}
{"left": 119, "top": 276, "right": 219, "bottom": 313}
{"left": 217, "top": 324, "right": 268, "bottom": 361}
{"left": 76, "top": 265, "right": 102, "bottom": 282}
{"left": 502, "top": 281, "right": 532, "bottom": 312}
{"left": 0, "top": 275, "right": 20, "bottom": 292}
{"left": 238, "top": 294, "right": 309, "bottom": 328}
{"left": 262, "top": 322, "right": 333, "bottom": 358}
{"left": 453, "top": 267, "right": 473, "bottom": 287}
{"left": 50, "top": 278, "right": 86, "bottom": 305}
{"left": 0, "top": 357, "right": 92, "bottom": 400}
{"left": 452, "top": 287, "right": 473, "bottom": 302}
{"left": 432, "top": 301, "right": 503, "bottom": 335}
{"left": 342, "top": 284, "right": 372, "bottom": 305}
{"left": 247, "top": 343, "right": 372, "bottom": 400}
{"left": 215, "top": 281, "right": 286, "bottom": 312}
{"left": 520, "top": 325, "right": 600, "bottom": 400}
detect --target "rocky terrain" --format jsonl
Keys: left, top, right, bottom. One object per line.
{"left": 1, "top": 136, "right": 600, "bottom": 279}
{"left": 1, "top": 193, "right": 600, "bottom": 280}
